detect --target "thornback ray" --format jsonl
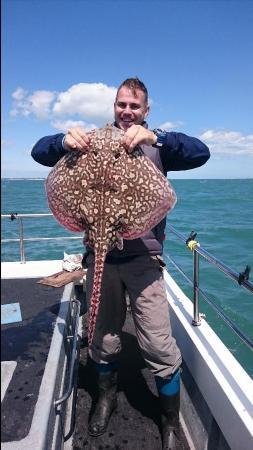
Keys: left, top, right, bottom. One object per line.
{"left": 46, "top": 124, "right": 177, "bottom": 346}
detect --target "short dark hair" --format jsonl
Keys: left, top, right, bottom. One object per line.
{"left": 116, "top": 77, "right": 148, "bottom": 103}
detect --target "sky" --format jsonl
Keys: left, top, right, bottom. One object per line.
{"left": 2, "top": 0, "right": 253, "bottom": 179}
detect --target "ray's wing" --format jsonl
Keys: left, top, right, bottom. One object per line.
{"left": 46, "top": 128, "right": 107, "bottom": 234}
{"left": 46, "top": 150, "right": 91, "bottom": 232}
{"left": 106, "top": 147, "right": 177, "bottom": 240}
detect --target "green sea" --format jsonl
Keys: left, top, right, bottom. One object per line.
{"left": 1, "top": 178, "right": 253, "bottom": 377}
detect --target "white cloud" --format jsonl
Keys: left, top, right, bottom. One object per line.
{"left": 12, "top": 87, "right": 27, "bottom": 101}
{"left": 10, "top": 82, "right": 117, "bottom": 124}
{"left": 51, "top": 120, "right": 97, "bottom": 132}
{"left": 28, "top": 91, "right": 56, "bottom": 119}
{"left": 52, "top": 83, "right": 116, "bottom": 122}
{"left": 10, "top": 87, "right": 28, "bottom": 116}
{"left": 158, "top": 121, "right": 183, "bottom": 131}
{"left": 10, "top": 88, "right": 56, "bottom": 119}
{"left": 199, "top": 129, "right": 253, "bottom": 156}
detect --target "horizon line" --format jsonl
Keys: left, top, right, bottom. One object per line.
{"left": 1, "top": 177, "right": 253, "bottom": 181}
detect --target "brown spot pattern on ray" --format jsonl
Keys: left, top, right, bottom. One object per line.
{"left": 46, "top": 124, "right": 177, "bottom": 346}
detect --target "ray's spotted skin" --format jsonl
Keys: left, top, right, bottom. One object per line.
{"left": 46, "top": 124, "right": 177, "bottom": 346}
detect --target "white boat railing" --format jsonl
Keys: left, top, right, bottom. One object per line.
{"left": 165, "top": 224, "right": 253, "bottom": 351}
{"left": 1, "top": 212, "right": 253, "bottom": 351}
{"left": 1, "top": 213, "right": 82, "bottom": 263}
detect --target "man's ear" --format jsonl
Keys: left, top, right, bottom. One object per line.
{"left": 144, "top": 104, "right": 150, "bottom": 118}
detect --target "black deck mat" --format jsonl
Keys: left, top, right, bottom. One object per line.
{"left": 1, "top": 278, "right": 65, "bottom": 442}
{"left": 72, "top": 311, "right": 189, "bottom": 450}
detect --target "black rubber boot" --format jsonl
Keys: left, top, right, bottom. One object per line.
{"left": 159, "top": 391, "right": 182, "bottom": 450}
{"left": 88, "top": 370, "right": 118, "bottom": 436}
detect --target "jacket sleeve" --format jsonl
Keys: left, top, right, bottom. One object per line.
{"left": 160, "top": 132, "right": 210, "bottom": 172}
{"left": 31, "top": 133, "right": 68, "bottom": 167}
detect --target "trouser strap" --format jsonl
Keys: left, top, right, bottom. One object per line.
{"left": 155, "top": 368, "right": 180, "bottom": 396}
{"left": 90, "top": 357, "right": 119, "bottom": 373}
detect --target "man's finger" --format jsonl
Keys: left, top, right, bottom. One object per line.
{"left": 122, "top": 128, "right": 139, "bottom": 151}
{"left": 64, "top": 128, "right": 91, "bottom": 151}
{"left": 68, "top": 129, "right": 90, "bottom": 148}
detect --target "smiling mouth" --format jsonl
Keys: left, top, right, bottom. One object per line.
{"left": 121, "top": 119, "right": 134, "bottom": 126}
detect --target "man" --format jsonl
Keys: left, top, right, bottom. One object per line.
{"left": 32, "top": 78, "right": 210, "bottom": 449}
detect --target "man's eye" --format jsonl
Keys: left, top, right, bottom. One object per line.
{"left": 130, "top": 104, "right": 140, "bottom": 110}
{"left": 116, "top": 102, "right": 140, "bottom": 110}
{"left": 117, "top": 102, "right": 126, "bottom": 108}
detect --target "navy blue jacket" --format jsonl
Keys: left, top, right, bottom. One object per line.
{"left": 31, "top": 125, "right": 210, "bottom": 260}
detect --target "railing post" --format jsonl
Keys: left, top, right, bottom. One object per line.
{"left": 18, "top": 217, "right": 26, "bottom": 263}
{"left": 192, "top": 248, "right": 201, "bottom": 326}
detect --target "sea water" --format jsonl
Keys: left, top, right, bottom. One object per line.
{"left": 1, "top": 178, "right": 253, "bottom": 377}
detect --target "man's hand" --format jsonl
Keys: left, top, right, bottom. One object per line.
{"left": 63, "top": 127, "right": 91, "bottom": 151}
{"left": 122, "top": 125, "right": 157, "bottom": 152}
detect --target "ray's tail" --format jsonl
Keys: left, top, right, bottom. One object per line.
{"left": 87, "top": 248, "right": 107, "bottom": 347}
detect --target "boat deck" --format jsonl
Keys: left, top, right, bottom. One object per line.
{"left": 72, "top": 309, "right": 190, "bottom": 450}
{"left": 1, "top": 278, "right": 66, "bottom": 442}
{"left": 1, "top": 267, "right": 75, "bottom": 450}
{"left": 1, "top": 273, "right": 189, "bottom": 450}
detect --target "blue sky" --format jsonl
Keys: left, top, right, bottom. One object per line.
{"left": 2, "top": 0, "right": 253, "bottom": 179}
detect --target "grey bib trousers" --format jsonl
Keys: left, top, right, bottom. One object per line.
{"left": 86, "top": 253, "right": 182, "bottom": 378}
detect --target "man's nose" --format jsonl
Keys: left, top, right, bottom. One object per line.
{"left": 123, "top": 104, "right": 132, "bottom": 113}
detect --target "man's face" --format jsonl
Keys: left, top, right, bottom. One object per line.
{"left": 114, "top": 86, "right": 149, "bottom": 131}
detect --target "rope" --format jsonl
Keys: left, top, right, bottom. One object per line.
{"left": 187, "top": 239, "right": 199, "bottom": 251}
